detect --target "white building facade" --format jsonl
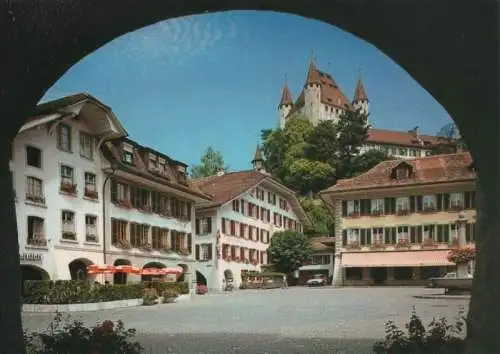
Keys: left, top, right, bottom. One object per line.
{"left": 193, "top": 158, "right": 310, "bottom": 291}
{"left": 12, "top": 93, "right": 127, "bottom": 282}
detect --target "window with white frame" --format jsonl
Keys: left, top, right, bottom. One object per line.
{"left": 26, "top": 176, "right": 43, "bottom": 199}
{"left": 347, "top": 200, "right": 360, "bottom": 215}
{"left": 423, "top": 195, "right": 436, "bottom": 209}
{"left": 450, "top": 192, "right": 464, "bottom": 208}
{"left": 61, "top": 210, "right": 76, "bottom": 240}
{"left": 371, "top": 199, "right": 384, "bottom": 214}
{"left": 79, "top": 132, "right": 94, "bottom": 159}
{"left": 84, "top": 172, "right": 97, "bottom": 197}
{"left": 397, "top": 226, "right": 409, "bottom": 242}
{"left": 85, "top": 215, "right": 98, "bottom": 242}
{"left": 60, "top": 165, "right": 74, "bottom": 185}
{"left": 347, "top": 229, "right": 359, "bottom": 244}
{"left": 396, "top": 197, "right": 410, "bottom": 211}
{"left": 200, "top": 244, "right": 210, "bottom": 260}
{"left": 372, "top": 227, "right": 384, "bottom": 244}
{"left": 27, "top": 216, "right": 45, "bottom": 245}
{"left": 57, "top": 124, "right": 72, "bottom": 152}
{"left": 423, "top": 224, "right": 436, "bottom": 240}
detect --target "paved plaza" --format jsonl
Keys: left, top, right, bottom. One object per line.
{"left": 22, "top": 287, "right": 469, "bottom": 353}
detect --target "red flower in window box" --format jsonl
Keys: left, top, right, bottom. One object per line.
{"left": 395, "top": 238, "right": 411, "bottom": 249}
{"left": 396, "top": 208, "right": 409, "bottom": 216}
{"left": 348, "top": 211, "right": 360, "bottom": 218}
{"left": 420, "top": 237, "right": 438, "bottom": 249}
{"left": 114, "top": 199, "right": 132, "bottom": 209}
{"left": 158, "top": 209, "right": 171, "bottom": 218}
{"left": 84, "top": 188, "right": 99, "bottom": 200}
{"left": 60, "top": 182, "right": 77, "bottom": 195}
{"left": 447, "top": 247, "right": 475, "bottom": 264}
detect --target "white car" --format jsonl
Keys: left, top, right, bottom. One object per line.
{"left": 306, "top": 274, "right": 327, "bottom": 287}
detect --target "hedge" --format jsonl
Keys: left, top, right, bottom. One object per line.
{"left": 22, "top": 280, "right": 189, "bottom": 304}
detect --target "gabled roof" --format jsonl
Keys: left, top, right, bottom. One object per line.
{"left": 367, "top": 128, "right": 439, "bottom": 147}
{"left": 192, "top": 170, "right": 311, "bottom": 226}
{"left": 320, "top": 152, "right": 475, "bottom": 194}
{"left": 101, "top": 139, "right": 210, "bottom": 200}
{"left": 311, "top": 236, "right": 335, "bottom": 252}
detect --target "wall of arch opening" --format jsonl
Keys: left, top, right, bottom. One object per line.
{"left": 142, "top": 261, "right": 166, "bottom": 282}
{"left": 177, "top": 263, "right": 188, "bottom": 282}
{"left": 196, "top": 270, "right": 208, "bottom": 286}
{"left": 20, "top": 265, "right": 50, "bottom": 297}
{"left": 69, "top": 258, "right": 94, "bottom": 281}
{"left": 113, "top": 259, "right": 131, "bottom": 284}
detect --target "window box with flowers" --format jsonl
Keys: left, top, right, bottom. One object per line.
{"left": 115, "top": 239, "right": 132, "bottom": 250}
{"left": 114, "top": 199, "right": 132, "bottom": 209}
{"left": 60, "top": 182, "right": 77, "bottom": 196}
{"left": 370, "top": 242, "right": 386, "bottom": 250}
{"left": 234, "top": 256, "right": 241, "bottom": 263}
{"left": 138, "top": 205, "right": 153, "bottom": 213}
{"left": 450, "top": 202, "right": 464, "bottom": 211}
{"left": 158, "top": 209, "right": 171, "bottom": 218}
{"left": 140, "top": 243, "right": 153, "bottom": 252}
{"left": 345, "top": 241, "right": 362, "bottom": 250}
{"left": 420, "top": 237, "right": 438, "bottom": 249}
{"left": 396, "top": 208, "right": 409, "bottom": 216}
{"left": 421, "top": 205, "right": 436, "bottom": 213}
{"left": 348, "top": 211, "right": 360, "bottom": 218}
{"left": 371, "top": 209, "right": 384, "bottom": 217}
{"left": 396, "top": 238, "right": 411, "bottom": 249}
{"left": 179, "top": 248, "right": 189, "bottom": 256}
{"left": 160, "top": 246, "right": 172, "bottom": 253}
{"left": 26, "top": 195, "right": 46, "bottom": 204}
{"left": 223, "top": 255, "right": 232, "bottom": 262}
{"left": 447, "top": 247, "right": 476, "bottom": 264}
{"left": 84, "top": 188, "right": 98, "bottom": 200}
{"left": 30, "top": 238, "right": 48, "bottom": 247}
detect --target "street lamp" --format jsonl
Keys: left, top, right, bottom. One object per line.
{"left": 102, "top": 164, "right": 117, "bottom": 265}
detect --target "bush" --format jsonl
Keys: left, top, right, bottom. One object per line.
{"left": 142, "top": 288, "right": 159, "bottom": 306}
{"left": 161, "top": 288, "right": 180, "bottom": 303}
{"left": 23, "top": 281, "right": 189, "bottom": 304}
{"left": 373, "top": 307, "right": 467, "bottom": 354}
{"left": 24, "top": 312, "right": 143, "bottom": 354}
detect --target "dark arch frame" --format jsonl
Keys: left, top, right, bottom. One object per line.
{"left": 113, "top": 258, "right": 132, "bottom": 285}
{"left": 141, "top": 261, "right": 167, "bottom": 282}
{"left": 68, "top": 258, "right": 93, "bottom": 281}
{"left": 0, "top": 1, "right": 498, "bottom": 352}
{"left": 196, "top": 270, "right": 208, "bottom": 286}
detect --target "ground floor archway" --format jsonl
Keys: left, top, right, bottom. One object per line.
{"left": 142, "top": 261, "right": 166, "bottom": 282}
{"left": 177, "top": 263, "right": 188, "bottom": 282}
{"left": 69, "top": 258, "right": 93, "bottom": 281}
{"left": 113, "top": 259, "right": 131, "bottom": 284}
{"left": 20, "top": 265, "right": 50, "bottom": 296}
{"left": 196, "top": 271, "right": 207, "bottom": 286}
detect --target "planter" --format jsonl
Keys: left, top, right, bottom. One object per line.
{"left": 345, "top": 242, "right": 362, "bottom": 250}
{"left": 114, "top": 200, "right": 132, "bottom": 209}
{"left": 84, "top": 189, "right": 99, "bottom": 199}
{"left": 396, "top": 209, "right": 409, "bottom": 216}
{"left": 60, "top": 183, "right": 77, "bottom": 195}
{"left": 348, "top": 212, "right": 360, "bottom": 218}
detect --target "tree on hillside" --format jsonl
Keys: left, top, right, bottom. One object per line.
{"left": 190, "top": 146, "right": 229, "bottom": 178}
{"left": 305, "top": 120, "right": 339, "bottom": 168}
{"left": 267, "top": 230, "right": 313, "bottom": 274}
{"left": 260, "top": 128, "right": 287, "bottom": 182}
{"left": 299, "top": 197, "right": 335, "bottom": 237}
{"left": 430, "top": 122, "right": 467, "bottom": 155}
{"left": 336, "top": 108, "right": 370, "bottom": 179}
{"left": 283, "top": 159, "right": 334, "bottom": 196}
{"left": 350, "top": 150, "right": 393, "bottom": 177}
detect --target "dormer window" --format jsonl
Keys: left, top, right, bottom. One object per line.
{"left": 123, "top": 151, "right": 133, "bottom": 165}
{"left": 391, "top": 162, "right": 413, "bottom": 180}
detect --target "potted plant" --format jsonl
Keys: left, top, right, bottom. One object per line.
{"left": 84, "top": 188, "right": 98, "bottom": 199}
{"left": 447, "top": 247, "right": 476, "bottom": 264}
{"left": 60, "top": 182, "right": 77, "bottom": 195}
{"left": 142, "top": 287, "right": 159, "bottom": 306}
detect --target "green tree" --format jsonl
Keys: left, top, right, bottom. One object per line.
{"left": 305, "top": 120, "right": 338, "bottom": 167}
{"left": 350, "top": 149, "right": 393, "bottom": 177}
{"left": 267, "top": 230, "right": 313, "bottom": 274}
{"left": 431, "top": 122, "right": 467, "bottom": 155}
{"left": 190, "top": 146, "right": 229, "bottom": 178}
{"left": 299, "top": 197, "right": 335, "bottom": 237}
{"left": 260, "top": 128, "right": 287, "bottom": 181}
{"left": 284, "top": 158, "right": 335, "bottom": 196}
{"left": 336, "top": 108, "right": 370, "bottom": 178}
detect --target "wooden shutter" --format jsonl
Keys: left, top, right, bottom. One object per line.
{"left": 187, "top": 203, "right": 192, "bottom": 220}
{"left": 390, "top": 227, "right": 397, "bottom": 244}
{"left": 241, "top": 200, "right": 245, "bottom": 215}
{"left": 417, "top": 225, "right": 423, "bottom": 243}
{"left": 443, "top": 193, "right": 450, "bottom": 210}
{"left": 187, "top": 233, "right": 192, "bottom": 253}
{"left": 221, "top": 218, "right": 226, "bottom": 234}
{"left": 267, "top": 209, "right": 271, "bottom": 222}
{"left": 444, "top": 224, "right": 450, "bottom": 243}
{"left": 360, "top": 229, "right": 366, "bottom": 245}
{"left": 342, "top": 229, "right": 347, "bottom": 246}
{"left": 410, "top": 226, "right": 416, "bottom": 243}
{"left": 260, "top": 251, "right": 264, "bottom": 264}
{"left": 207, "top": 217, "right": 212, "bottom": 233}
{"left": 207, "top": 244, "right": 213, "bottom": 260}
{"left": 195, "top": 245, "right": 200, "bottom": 260}
{"left": 384, "top": 228, "right": 391, "bottom": 244}
{"left": 231, "top": 246, "right": 236, "bottom": 258}
{"left": 360, "top": 199, "right": 371, "bottom": 215}
{"left": 409, "top": 196, "right": 416, "bottom": 213}
{"left": 230, "top": 220, "right": 235, "bottom": 235}
{"left": 436, "top": 194, "right": 443, "bottom": 211}
{"left": 342, "top": 201, "right": 348, "bottom": 217}
{"left": 110, "top": 179, "right": 117, "bottom": 202}
{"left": 416, "top": 195, "right": 423, "bottom": 212}
{"left": 240, "top": 247, "right": 245, "bottom": 260}
{"left": 366, "top": 228, "right": 372, "bottom": 245}
{"left": 256, "top": 207, "right": 260, "bottom": 219}
{"left": 195, "top": 219, "right": 200, "bottom": 235}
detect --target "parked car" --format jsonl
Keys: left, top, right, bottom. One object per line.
{"left": 306, "top": 274, "right": 328, "bottom": 287}
{"left": 427, "top": 272, "right": 473, "bottom": 288}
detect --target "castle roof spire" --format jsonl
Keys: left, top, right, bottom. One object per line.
{"left": 305, "top": 52, "right": 320, "bottom": 85}
{"left": 252, "top": 144, "right": 263, "bottom": 163}
{"left": 279, "top": 74, "right": 293, "bottom": 107}
{"left": 353, "top": 69, "right": 368, "bottom": 101}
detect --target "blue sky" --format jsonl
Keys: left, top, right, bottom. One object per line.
{"left": 43, "top": 11, "right": 452, "bottom": 171}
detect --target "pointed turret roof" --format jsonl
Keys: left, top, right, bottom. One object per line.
{"left": 305, "top": 59, "right": 321, "bottom": 85}
{"left": 252, "top": 144, "right": 263, "bottom": 163}
{"left": 354, "top": 77, "right": 368, "bottom": 101}
{"left": 279, "top": 84, "right": 293, "bottom": 106}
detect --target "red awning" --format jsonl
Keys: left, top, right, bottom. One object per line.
{"left": 342, "top": 250, "right": 454, "bottom": 268}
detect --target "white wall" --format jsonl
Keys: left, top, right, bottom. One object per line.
{"left": 12, "top": 121, "right": 107, "bottom": 280}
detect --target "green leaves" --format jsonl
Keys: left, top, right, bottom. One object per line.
{"left": 190, "top": 146, "right": 229, "bottom": 178}
{"left": 267, "top": 230, "right": 313, "bottom": 274}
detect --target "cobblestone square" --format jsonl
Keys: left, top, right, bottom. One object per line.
{"left": 22, "top": 287, "right": 469, "bottom": 353}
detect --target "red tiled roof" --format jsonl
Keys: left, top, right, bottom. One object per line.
{"left": 279, "top": 84, "right": 293, "bottom": 106}
{"left": 322, "top": 152, "right": 474, "bottom": 194}
{"left": 311, "top": 236, "right": 335, "bottom": 252}
{"left": 354, "top": 78, "right": 368, "bottom": 101}
{"left": 367, "top": 128, "right": 439, "bottom": 147}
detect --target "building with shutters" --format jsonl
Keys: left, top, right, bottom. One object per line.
{"left": 192, "top": 146, "right": 311, "bottom": 291}
{"left": 100, "top": 138, "right": 211, "bottom": 286}
{"left": 319, "top": 152, "right": 477, "bottom": 287}
{"left": 277, "top": 59, "right": 440, "bottom": 159}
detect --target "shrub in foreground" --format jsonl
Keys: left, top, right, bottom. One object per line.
{"left": 24, "top": 312, "right": 143, "bottom": 354}
{"left": 142, "top": 287, "right": 159, "bottom": 306}
{"left": 373, "top": 307, "right": 467, "bottom": 354}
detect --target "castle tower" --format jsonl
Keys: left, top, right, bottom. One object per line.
{"left": 278, "top": 80, "right": 293, "bottom": 129}
{"left": 303, "top": 58, "right": 322, "bottom": 126}
{"left": 252, "top": 144, "right": 266, "bottom": 173}
{"left": 352, "top": 73, "right": 369, "bottom": 116}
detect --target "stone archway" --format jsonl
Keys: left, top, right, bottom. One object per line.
{"left": 68, "top": 258, "right": 93, "bottom": 281}
{"left": 113, "top": 259, "right": 131, "bottom": 284}
{"left": 0, "top": 2, "right": 498, "bottom": 352}
{"left": 196, "top": 271, "right": 207, "bottom": 286}
{"left": 20, "top": 265, "right": 50, "bottom": 297}
{"left": 177, "top": 263, "right": 188, "bottom": 282}
{"left": 142, "top": 261, "right": 166, "bottom": 282}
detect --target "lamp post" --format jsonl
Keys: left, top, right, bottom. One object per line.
{"left": 102, "top": 165, "right": 117, "bottom": 267}
{"left": 455, "top": 212, "right": 468, "bottom": 278}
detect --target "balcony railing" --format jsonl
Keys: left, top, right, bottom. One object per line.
{"left": 26, "top": 194, "right": 45, "bottom": 204}
{"left": 28, "top": 233, "right": 47, "bottom": 246}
